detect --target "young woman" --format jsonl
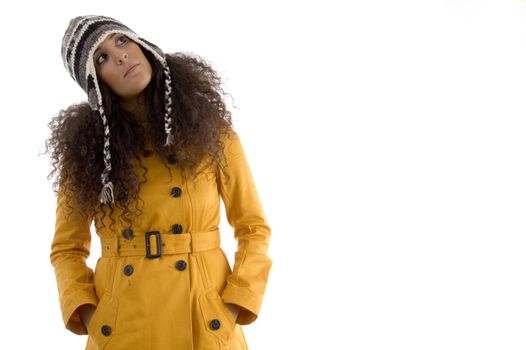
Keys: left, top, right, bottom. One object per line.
{"left": 46, "top": 15, "right": 272, "bottom": 349}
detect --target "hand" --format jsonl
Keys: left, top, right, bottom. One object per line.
{"left": 225, "top": 303, "right": 241, "bottom": 323}
{"left": 78, "top": 304, "right": 96, "bottom": 330}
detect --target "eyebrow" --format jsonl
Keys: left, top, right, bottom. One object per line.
{"left": 94, "top": 33, "right": 117, "bottom": 55}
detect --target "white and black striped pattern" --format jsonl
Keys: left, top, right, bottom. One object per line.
{"left": 61, "top": 15, "right": 175, "bottom": 204}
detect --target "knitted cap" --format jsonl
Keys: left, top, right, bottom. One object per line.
{"left": 61, "top": 15, "right": 175, "bottom": 204}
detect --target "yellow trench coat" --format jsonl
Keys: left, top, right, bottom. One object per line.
{"left": 50, "top": 131, "right": 272, "bottom": 350}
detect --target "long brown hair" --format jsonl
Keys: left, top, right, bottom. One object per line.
{"left": 45, "top": 49, "right": 235, "bottom": 231}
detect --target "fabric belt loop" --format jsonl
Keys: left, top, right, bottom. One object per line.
{"left": 101, "top": 235, "right": 119, "bottom": 257}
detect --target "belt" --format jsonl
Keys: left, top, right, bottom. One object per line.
{"left": 100, "top": 228, "right": 221, "bottom": 259}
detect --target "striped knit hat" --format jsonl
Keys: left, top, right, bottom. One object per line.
{"left": 61, "top": 15, "right": 175, "bottom": 204}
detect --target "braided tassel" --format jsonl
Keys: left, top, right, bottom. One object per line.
{"left": 98, "top": 105, "right": 115, "bottom": 204}
{"left": 99, "top": 181, "right": 114, "bottom": 204}
{"left": 162, "top": 63, "right": 174, "bottom": 147}
{"left": 164, "top": 132, "right": 174, "bottom": 147}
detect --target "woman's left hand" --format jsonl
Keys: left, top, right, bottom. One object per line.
{"left": 225, "top": 303, "right": 241, "bottom": 323}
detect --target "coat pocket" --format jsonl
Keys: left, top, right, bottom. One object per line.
{"left": 93, "top": 257, "right": 116, "bottom": 301}
{"left": 198, "top": 287, "right": 237, "bottom": 347}
{"left": 86, "top": 293, "right": 119, "bottom": 350}
{"left": 197, "top": 248, "right": 232, "bottom": 291}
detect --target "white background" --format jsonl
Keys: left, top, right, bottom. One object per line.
{"left": 1, "top": 0, "right": 525, "bottom": 349}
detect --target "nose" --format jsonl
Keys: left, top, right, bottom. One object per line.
{"left": 115, "top": 51, "right": 128, "bottom": 64}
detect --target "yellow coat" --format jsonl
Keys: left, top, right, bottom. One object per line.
{"left": 50, "top": 131, "right": 272, "bottom": 349}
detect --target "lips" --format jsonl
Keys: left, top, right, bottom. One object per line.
{"left": 124, "top": 64, "right": 139, "bottom": 78}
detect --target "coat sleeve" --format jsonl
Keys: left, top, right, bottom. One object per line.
{"left": 217, "top": 130, "right": 273, "bottom": 325}
{"left": 49, "top": 186, "right": 99, "bottom": 335}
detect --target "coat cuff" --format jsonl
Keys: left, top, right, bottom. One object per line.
{"left": 220, "top": 282, "right": 261, "bottom": 325}
{"left": 62, "top": 290, "right": 99, "bottom": 335}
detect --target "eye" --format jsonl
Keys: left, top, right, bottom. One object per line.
{"left": 96, "top": 53, "right": 107, "bottom": 65}
{"left": 116, "top": 35, "right": 128, "bottom": 45}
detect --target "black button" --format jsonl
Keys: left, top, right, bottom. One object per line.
{"left": 167, "top": 154, "right": 177, "bottom": 164}
{"left": 171, "top": 224, "right": 183, "bottom": 234}
{"left": 101, "top": 325, "right": 112, "bottom": 336}
{"left": 171, "top": 187, "right": 182, "bottom": 198}
{"left": 122, "top": 228, "right": 134, "bottom": 240}
{"left": 175, "top": 260, "right": 187, "bottom": 271}
{"left": 123, "top": 264, "right": 134, "bottom": 276}
{"left": 143, "top": 149, "right": 153, "bottom": 157}
{"left": 210, "top": 319, "right": 221, "bottom": 330}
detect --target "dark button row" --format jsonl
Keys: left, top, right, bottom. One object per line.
{"left": 122, "top": 260, "right": 187, "bottom": 276}
{"left": 123, "top": 264, "right": 134, "bottom": 276}
{"left": 101, "top": 324, "right": 112, "bottom": 336}
{"left": 171, "top": 224, "right": 183, "bottom": 234}
{"left": 122, "top": 228, "right": 134, "bottom": 240}
{"left": 175, "top": 260, "right": 187, "bottom": 271}
{"left": 122, "top": 224, "right": 184, "bottom": 240}
{"left": 167, "top": 154, "right": 177, "bottom": 164}
{"left": 210, "top": 319, "right": 221, "bottom": 330}
{"left": 171, "top": 187, "right": 182, "bottom": 197}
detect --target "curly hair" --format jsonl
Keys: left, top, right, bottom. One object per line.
{"left": 44, "top": 49, "right": 235, "bottom": 232}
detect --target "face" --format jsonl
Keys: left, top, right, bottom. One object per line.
{"left": 93, "top": 33, "right": 153, "bottom": 105}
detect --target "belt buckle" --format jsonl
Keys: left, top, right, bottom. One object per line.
{"left": 145, "top": 231, "right": 162, "bottom": 259}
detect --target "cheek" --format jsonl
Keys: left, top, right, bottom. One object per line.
{"left": 99, "top": 67, "right": 122, "bottom": 90}
{"left": 145, "top": 64, "right": 153, "bottom": 80}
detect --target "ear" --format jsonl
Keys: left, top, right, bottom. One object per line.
{"left": 87, "top": 74, "right": 99, "bottom": 110}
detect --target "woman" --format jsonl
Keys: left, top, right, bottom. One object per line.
{"left": 46, "top": 15, "right": 272, "bottom": 350}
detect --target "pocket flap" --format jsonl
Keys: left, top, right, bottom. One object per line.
{"left": 87, "top": 293, "right": 119, "bottom": 348}
{"left": 198, "top": 287, "right": 236, "bottom": 345}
